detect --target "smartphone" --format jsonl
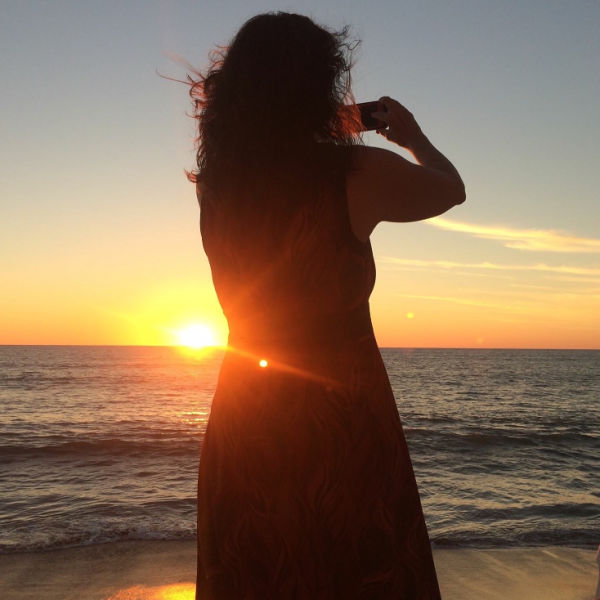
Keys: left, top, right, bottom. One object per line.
{"left": 358, "top": 101, "right": 386, "bottom": 131}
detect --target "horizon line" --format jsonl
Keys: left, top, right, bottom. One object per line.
{"left": 0, "top": 344, "right": 598, "bottom": 351}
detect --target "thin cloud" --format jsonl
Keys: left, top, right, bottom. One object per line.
{"left": 548, "top": 275, "right": 600, "bottom": 285}
{"left": 380, "top": 257, "right": 600, "bottom": 277}
{"left": 428, "top": 217, "right": 600, "bottom": 253}
{"left": 394, "top": 293, "right": 531, "bottom": 311}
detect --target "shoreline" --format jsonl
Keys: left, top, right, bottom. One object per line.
{"left": 0, "top": 540, "right": 597, "bottom": 600}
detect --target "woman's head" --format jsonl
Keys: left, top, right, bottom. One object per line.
{"left": 189, "top": 12, "right": 359, "bottom": 187}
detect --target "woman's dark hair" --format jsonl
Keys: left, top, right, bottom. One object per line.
{"left": 187, "top": 12, "right": 361, "bottom": 193}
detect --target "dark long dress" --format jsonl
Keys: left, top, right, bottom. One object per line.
{"left": 195, "top": 148, "right": 442, "bottom": 599}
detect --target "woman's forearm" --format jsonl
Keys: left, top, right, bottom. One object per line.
{"left": 409, "top": 134, "right": 464, "bottom": 187}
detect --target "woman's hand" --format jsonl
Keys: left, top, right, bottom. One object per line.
{"left": 372, "top": 96, "right": 426, "bottom": 151}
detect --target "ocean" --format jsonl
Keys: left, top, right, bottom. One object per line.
{"left": 0, "top": 345, "right": 598, "bottom": 554}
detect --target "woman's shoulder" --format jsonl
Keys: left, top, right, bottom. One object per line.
{"left": 346, "top": 143, "right": 465, "bottom": 234}
{"left": 346, "top": 143, "right": 399, "bottom": 170}
{"left": 328, "top": 143, "right": 399, "bottom": 178}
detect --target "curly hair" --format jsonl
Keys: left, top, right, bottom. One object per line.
{"left": 187, "top": 12, "right": 361, "bottom": 193}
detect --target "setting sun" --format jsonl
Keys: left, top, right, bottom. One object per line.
{"left": 175, "top": 324, "right": 218, "bottom": 349}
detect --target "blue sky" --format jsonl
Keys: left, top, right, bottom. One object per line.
{"left": 1, "top": 1, "right": 599, "bottom": 347}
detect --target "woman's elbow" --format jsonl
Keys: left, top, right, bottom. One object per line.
{"left": 450, "top": 179, "right": 466, "bottom": 206}
{"left": 431, "top": 181, "right": 465, "bottom": 218}
{"left": 435, "top": 175, "right": 465, "bottom": 210}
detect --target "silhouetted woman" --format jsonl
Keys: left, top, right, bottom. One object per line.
{"left": 190, "top": 12, "right": 465, "bottom": 599}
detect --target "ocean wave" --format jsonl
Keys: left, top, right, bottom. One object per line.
{"left": 2, "top": 425, "right": 596, "bottom": 463}
{"left": 431, "top": 526, "right": 598, "bottom": 549}
{"left": 1, "top": 523, "right": 596, "bottom": 554}
{"left": 0, "top": 437, "right": 201, "bottom": 460}
{"left": 0, "top": 526, "right": 197, "bottom": 555}
{"left": 404, "top": 427, "right": 598, "bottom": 448}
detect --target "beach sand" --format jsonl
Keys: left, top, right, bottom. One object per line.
{"left": 0, "top": 540, "right": 597, "bottom": 600}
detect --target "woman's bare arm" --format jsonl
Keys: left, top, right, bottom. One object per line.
{"left": 347, "top": 97, "right": 465, "bottom": 241}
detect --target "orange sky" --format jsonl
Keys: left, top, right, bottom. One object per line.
{"left": 1, "top": 3, "right": 599, "bottom": 349}
{"left": 2, "top": 242, "right": 598, "bottom": 349}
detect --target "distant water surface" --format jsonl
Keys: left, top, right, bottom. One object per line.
{"left": 0, "top": 346, "right": 598, "bottom": 553}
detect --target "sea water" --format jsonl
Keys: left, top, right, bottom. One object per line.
{"left": 0, "top": 345, "right": 598, "bottom": 553}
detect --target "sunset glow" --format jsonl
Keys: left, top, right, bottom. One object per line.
{"left": 0, "top": 3, "right": 598, "bottom": 350}
{"left": 175, "top": 324, "right": 218, "bottom": 349}
{"left": 106, "top": 583, "right": 195, "bottom": 600}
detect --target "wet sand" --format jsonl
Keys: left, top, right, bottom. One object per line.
{"left": 0, "top": 540, "right": 597, "bottom": 600}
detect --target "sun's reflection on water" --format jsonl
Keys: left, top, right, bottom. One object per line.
{"left": 105, "top": 582, "right": 195, "bottom": 600}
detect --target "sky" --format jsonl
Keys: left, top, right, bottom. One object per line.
{"left": 1, "top": 0, "right": 599, "bottom": 349}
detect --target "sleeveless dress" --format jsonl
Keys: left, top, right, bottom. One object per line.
{"left": 196, "top": 151, "right": 442, "bottom": 599}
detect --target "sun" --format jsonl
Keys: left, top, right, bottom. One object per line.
{"left": 175, "top": 324, "right": 218, "bottom": 349}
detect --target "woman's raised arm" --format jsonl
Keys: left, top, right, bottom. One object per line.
{"left": 346, "top": 97, "right": 465, "bottom": 241}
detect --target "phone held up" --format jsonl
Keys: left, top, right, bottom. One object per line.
{"left": 357, "top": 101, "right": 387, "bottom": 132}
